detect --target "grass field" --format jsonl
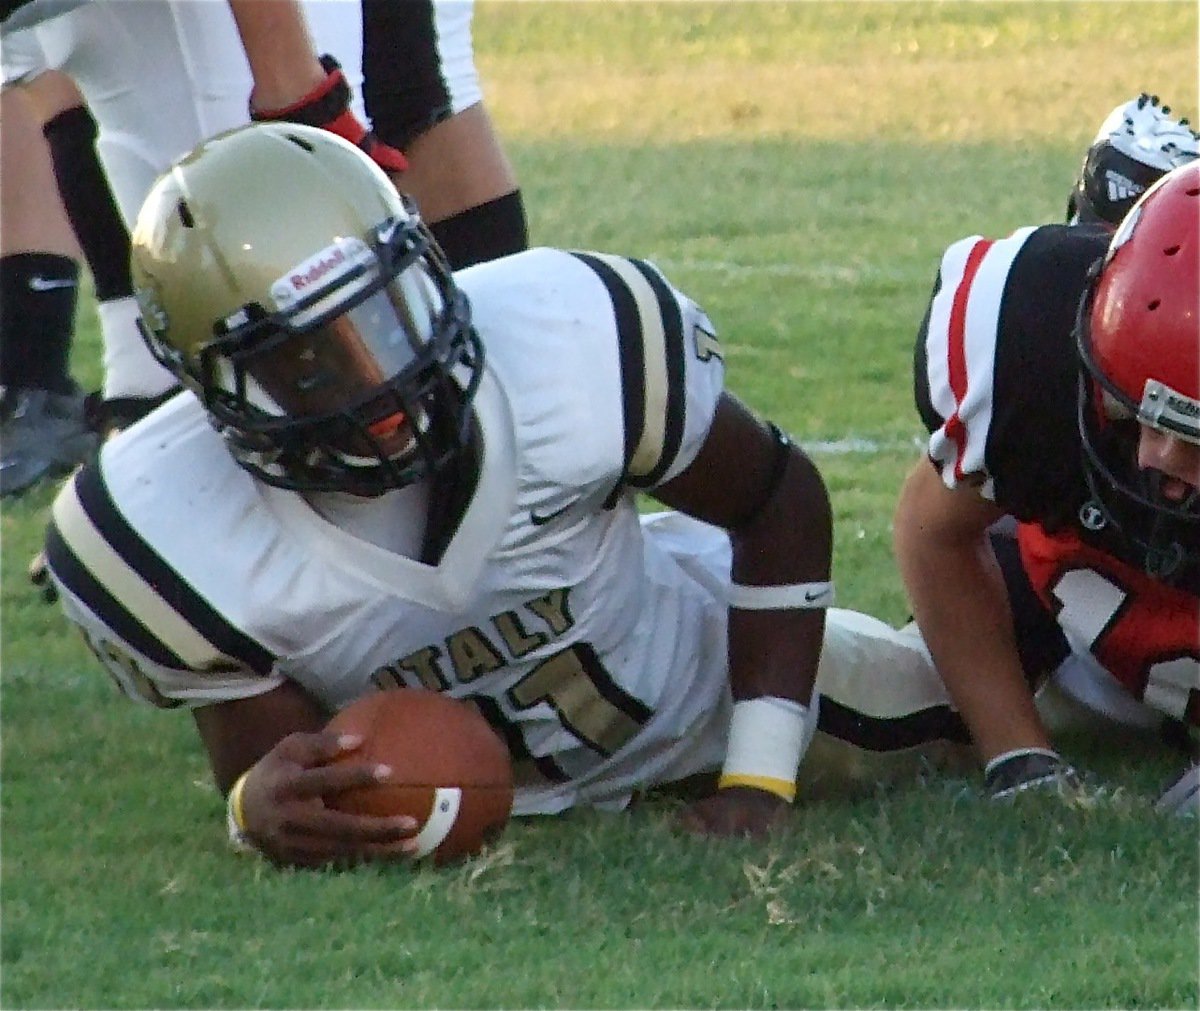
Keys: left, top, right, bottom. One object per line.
{"left": 2, "top": 3, "right": 1198, "bottom": 1008}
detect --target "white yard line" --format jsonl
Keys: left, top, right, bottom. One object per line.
{"left": 801, "top": 435, "right": 926, "bottom": 456}
{"left": 658, "top": 259, "right": 915, "bottom": 284}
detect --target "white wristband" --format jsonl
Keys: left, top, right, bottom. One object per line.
{"left": 728, "top": 581, "right": 835, "bottom": 610}
{"left": 718, "top": 695, "right": 818, "bottom": 802}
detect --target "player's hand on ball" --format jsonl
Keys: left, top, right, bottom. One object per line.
{"left": 676, "top": 786, "right": 789, "bottom": 839}
{"left": 238, "top": 730, "right": 420, "bottom": 868}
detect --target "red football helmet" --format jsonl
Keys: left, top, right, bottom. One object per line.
{"left": 1076, "top": 161, "right": 1200, "bottom": 577}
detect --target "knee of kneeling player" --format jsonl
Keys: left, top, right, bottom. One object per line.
{"left": 428, "top": 191, "right": 529, "bottom": 271}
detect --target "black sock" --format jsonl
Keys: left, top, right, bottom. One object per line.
{"left": 43, "top": 105, "right": 133, "bottom": 302}
{"left": 0, "top": 253, "right": 80, "bottom": 394}
{"left": 429, "top": 189, "right": 529, "bottom": 271}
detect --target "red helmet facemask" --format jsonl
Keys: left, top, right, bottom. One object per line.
{"left": 1075, "top": 162, "right": 1200, "bottom": 579}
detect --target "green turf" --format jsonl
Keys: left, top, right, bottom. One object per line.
{"left": 2, "top": 3, "right": 1197, "bottom": 1007}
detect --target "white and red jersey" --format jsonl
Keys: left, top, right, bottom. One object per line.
{"left": 46, "top": 248, "right": 739, "bottom": 815}
{"left": 915, "top": 223, "right": 1200, "bottom": 727}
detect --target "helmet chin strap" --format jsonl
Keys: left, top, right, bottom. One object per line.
{"left": 1142, "top": 513, "right": 1186, "bottom": 578}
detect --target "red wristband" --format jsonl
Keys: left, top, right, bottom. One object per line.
{"left": 250, "top": 54, "right": 408, "bottom": 174}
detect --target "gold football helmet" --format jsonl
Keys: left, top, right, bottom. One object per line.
{"left": 131, "top": 122, "right": 481, "bottom": 495}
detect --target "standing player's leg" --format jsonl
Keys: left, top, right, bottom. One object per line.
{"left": 0, "top": 72, "right": 95, "bottom": 496}
{"left": 33, "top": 0, "right": 252, "bottom": 404}
{"left": 23, "top": 70, "right": 177, "bottom": 431}
{"left": 359, "top": 0, "right": 527, "bottom": 269}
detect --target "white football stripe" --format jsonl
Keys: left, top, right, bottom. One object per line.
{"left": 413, "top": 787, "right": 462, "bottom": 858}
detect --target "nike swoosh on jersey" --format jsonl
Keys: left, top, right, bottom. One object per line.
{"left": 28, "top": 276, "right": 78, "bottom": 292}
{"left": 29, "top": 273, "right": 78, "bottom": 289}
{"left": 529, "top": 501, "right": 577, "bottom": 526}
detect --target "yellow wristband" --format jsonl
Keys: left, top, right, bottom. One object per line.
{"left": 225, "top": 770, "right": 254, "bottom": 852}
{"left": 717, "top": 772, "right": 797, "bottom": 802}
{"left": 229, "top": 771, "right": 250, "bottom": 831}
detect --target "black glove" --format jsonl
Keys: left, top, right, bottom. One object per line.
{"left": 983, "top": 748, "right": 1080, "bottom": 800}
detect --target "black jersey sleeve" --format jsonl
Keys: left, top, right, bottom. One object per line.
{"left": 913, "top": 223, "right": 1110, "bottom": 523}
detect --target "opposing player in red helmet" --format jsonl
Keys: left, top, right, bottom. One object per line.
{"left": 895, "top": 161, "right": 1199, "bottom": 811}
{"left": 1076, "top": 164, "right": 1200, "bottom": 577}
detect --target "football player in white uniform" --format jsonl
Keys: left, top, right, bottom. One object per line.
{"left": 45, "top": 123, "right": 843, "bottom": 867}
{"left": 894, "top": 162, "right": 1200, "bottom": 808}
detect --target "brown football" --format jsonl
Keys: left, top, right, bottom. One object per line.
{"left": 324, "top": 688, "right": 514, "bottom": 865}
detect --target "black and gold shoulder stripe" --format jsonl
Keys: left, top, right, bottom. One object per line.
{"left": 45, "top": 464, "right": 275, "bottom": 676}
{"left": 569, "top": 252, "right": 687, "bottom": 498}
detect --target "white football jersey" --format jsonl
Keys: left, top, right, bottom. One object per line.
{"left": 46, "top": 248, "right": 737, "bottom": 815}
